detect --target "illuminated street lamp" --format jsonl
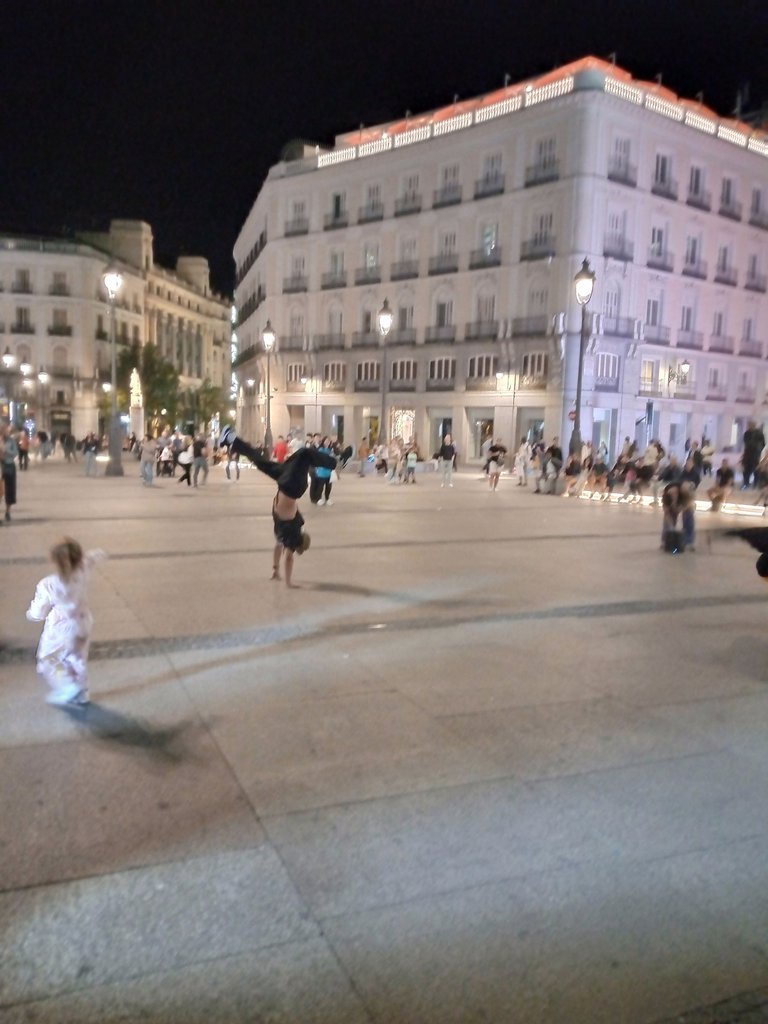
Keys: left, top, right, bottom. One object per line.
{"left": 2, "top": 347, "right": 16, "bottom": 370}
{"left": 262, "top": 319, "right": 276, "bottom": 456}
{"left": 103, "top": 265, "right": 124, "bottom": 476}
{"left": 376, "top": 297, "right": 393, "bottom": 445}
{"left": 569, "top": 257, "right": 596, "bottom": 457}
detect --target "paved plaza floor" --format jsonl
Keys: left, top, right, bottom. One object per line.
{"left": 2, "top": 455, "right": 768, "bottom": 1023}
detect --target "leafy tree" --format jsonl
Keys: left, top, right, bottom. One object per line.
{"left": 116, "top": 342, "right": 179, "bottom": 431}
{"left": 180, "top": 378, "right": 225, "bottom": 432}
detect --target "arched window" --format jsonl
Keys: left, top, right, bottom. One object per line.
{"left": 356, "top": 361, "right": 380, "bottom": 382}
{"left": 324, "top": 362, "right": 345, "bottom": 384}
{"left": 428, "top": 358, "right": 456, "bottom": 381}
{"left": 603, "top": 283, "right": 621, "bottom": 320}
{"left": 391, "top": 359, "right": 417, "bottom": 381}
{"left": 467, "top": 355, "right": 497, "bottom": 379}
{"left": 286, "top": 362, "right": 306, "bottom": 383}
{"left": 521, "top": 352, "right": 549, "bottom": 382}
{"left": 52, "top": 346, "right": 68, "bottom": 371}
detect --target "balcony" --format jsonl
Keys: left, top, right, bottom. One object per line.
{"left": 284, "top": 217, "right": 309, "bottom": 236}
{"left": 351, "top": 331, "right": 378, "bottom": 348}
{"left": 671, "top": 381, "right": 697, "bottom": 399}
{"left": 11, "top": 283, "right": 33, "bottom": 294}
{"left": 474, "top": 174, "right": 505, "bottom": 199}
{"left": 279, "top": 335, "right": 306, "bottom": 351}
{"left": 49, "top": 284, "right": 71, "bottom": 296}
{"left": 465, "top": 375, "right": 498, "bottom": 391}
{"left": 426, "top": 377, "right": 456, "bottom": 391}
{"left": 322, "top": 379, "right": 346, "bottom": 393}
{"left": 428, "top": 253, "right": 459, "bottom": 276}
{"left": 47, "top": 325, "right": 73, "bottom": 336}
{"left": 607, "top": 158, "right": 637, "bottom": 187}
{"left": 643, "top": 324, "right": 671, "bottom": 345}
{"left": 390, "top": 259, "right": 419, "bottom": 280}
{"left": 686, "top": 188, "right": 712, "bottom": 211}
{"left": 638, "top": 380, "right": 663, "bottom": 396}
{"left": 354, "top": 266, "right": 382, "bottom": 285}
{"left": 321, "top": 270, "right": 347, "bottom": 289}
{"left": 719, "top": 198, "right": 743, "bottom": 221}
{"left": 749, "top": 208, "right": 768, "bottom": 230}
{"left": 354, "top": 379, "right": 381, "bottom": 392}
{"left": 432, "top": 183, "right": 462, "bottom": 208}
{"left": 357, "top": 202, "right": 384, "bottom": 223}
{"left": 736, "top": 387, "right": 757, "bottom": 403}
{"left": 391, "top": 378, "right": 417, "bottom": 392}
{"left": 706, "top": 385, "right": 727, "bottom": 401}
{"left": 651, "top": 176, "right": 678, "bottom": 201}
{"left": 424, "top": 325, "right": 456, "bottom": 344}
{"left": 313, "top": 333, "right": 345, "bottom": 350}
{"left": 469, "top": 247, "right": 501, "bottom": 270}
{"left": 602, "top": 316, "right": 636, "bottom": 338}
{"left": 739, "top": 338, "right": 763, "bottom": 358}
{"left": 713, "top": 266, "right": 738, "bottom": 287}
{"left": 465, "top": 320, "right": 499, "bottom": 341}
{"left": 10, "top": 322, "right": 35, "bottom": 334}
{"left": 519, "top": 375, "right": 548, "bottom": 391}
{"left": 745, "top": 272, "right": 768, "bottom": 293}
{"left": 323, "top": 211, "right": 348, "bottom": 231}
{"left": 520, "top": 237, "right": 556, "bottom": 261}
{"left": 594, "top": 375, "right": 620, "bottom": 392}
{"left": 647, "top": 248, "right": 674, "bottom": 273}
{"left": 603, "top": 233, "right": 634, "bottom": 262}
{"left": 282, "top": 275, "right": 308, "bottom": 293}
{"left": 708, "top": 335, "right": 734, "bottom": 354}
{"left": 511, "top": 316, "right": 548, "bottom": 337}
{"left": 525, "top": 161, "right": 559, "bottom": 187}
{"left": 677, "top": 329, "right": 704, "bottom": 350}
{"left": 389, "top": 327, "right": 417, "bottom": 345}
{"left": 95, "top": 329, "right": 108, "bottom": 341}
{"left": 682, "top": 258, "right": 708, "bottom": 280}
{"left": 394, "top": 195, "right": 422, "bottom": 217}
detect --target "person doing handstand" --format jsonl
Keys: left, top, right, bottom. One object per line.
{"left": 219, "top": 426, "right": 337, "bottom": 586}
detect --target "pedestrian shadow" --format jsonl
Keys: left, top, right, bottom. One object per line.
{"left": 301, "top": 581, "right": 376, "bottom": 597}
{"left": 61, "top": 703, "right": 198, "bottom": 764}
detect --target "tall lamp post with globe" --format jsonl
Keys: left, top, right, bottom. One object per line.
{"left": 262, "top": 320, "right": 276, "bottom": 456}
{"left": 376, "top": 298, "right": 393, "bottom": 445}
{"left": 569, "top": 258, "right": 596, "bottom": 457}
{"left": 103, "top": 265, "right": 124, "bottom": 476}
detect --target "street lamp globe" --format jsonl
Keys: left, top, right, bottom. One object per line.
{"left": 574, "top": 258, "right": 596, "bottom": 306}
{"left": 680, "top": 359, "right": 691, "bottom": 376}
{"left": 38, "top": 367, "right": 50, "bottom": 385}
{"left": 377, "top": 298, "right": 393, "bottom": 338}
{"left": 103, "top": 267, "right": 123, "bottom": 300}
{"left": 20, "top": 361, "right": 32, "bottom": 377}
{"left": 2, "top": 347, "right": 16, "bottom": 370}
{"left": 262, "top": 320, "right": 276, "bottom": 352}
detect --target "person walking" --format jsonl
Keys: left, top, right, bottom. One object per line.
{"left": 437, "top": 433, "right": 456, "bottom": 488}
{"left": 1, "top": 425, "right": 19, "bottom": 522}
{"left": 17, "top": 430, "right": 29, "bottom": 471}
{"left": 487, "top": 439, "right": 507, "bottom": 492}
{"left": 139, "top": 433, "right": 157, "bottom": 486}
{"left": 177, "top": 440, "right": 193, "bottom": 486}
{"left": 82, "top": 432, "right": 99, "bottom": 477}
{"left": 357, "top": 437, "right": 370, "bottom": 477}
{"left": 741, "top": 421, "right": 766, "bottom": 489}
{"left": 192, "top": 434, "right": 209, "bottom": 487}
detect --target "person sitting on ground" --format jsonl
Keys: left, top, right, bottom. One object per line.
{"left": 587, "top": 453, "right": 609, "bottom": 497}
{"left": 708, "top": 458, "right": 735, "bottom": 511}
{"left": 562, "top": 453, "right": 582, "bottom": 497}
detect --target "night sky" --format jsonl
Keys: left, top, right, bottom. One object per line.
{"left": 2, "top": 0, "right": 766, "bottom": 294}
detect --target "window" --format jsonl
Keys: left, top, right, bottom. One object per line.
{"left": 435, "top": 300, "right": 453, "bottom": 327}
{"left": 713, "top": 311, "right": 725, "bottom": 336}
{"left": 650, "top": 226, "right": 665, "bottom": 256}
{"left": 721, "top": 177, "right": 734, "bottom": 205}
{"left": 684, "top": 236, "right": 699, "bottom": 265}
{"left": 528, "top": 287, "right": 548, "bottom": 315}
{"left": 289, "top": 312, "right": 304, "bottom": 337}
{"left": 365, "top": 184, "right": 381, "bottom": 207}
{"left": 607, "top": 209, "right": 626, "bottom": 237}
{"left": 329, "top": 250, "right": 344, "bottom": 274}
{"left": 391, "top": 359, "right": 417, "bottom": 381}
{"left": 52, "top": 271, "right": 68, "bottom": 294}
{"left": 689, "top": 166, "right": 704, "bottom": 195}
{"left": 356, "top": 360, "right": 380, "bottom": 382}
{"left": 52, "top": 345, "right": 68, "bottom": 370}
{"left": 362, "top": 242, "right": 379, "bottom": 269}
{"left": 441, "top": 163, "right": 459, "bottom": 186}
{"left": 331, "top": 192, "right": 346, "bottom": 217}
{"left": 287, "top": 363, "right": 306, "bottom": 383}
{"left": 743, "top": 318, "right": 754, "bottom": 341}
{"left": 716, "top": 245, "right": 730, "bottom": 271}
{"left": 476, "top": 294, "right": 496, "bottom": 322}
{"left": 291, "top": 199, "right": 306, "bottom": 219}
{"left": 602, "top": 286, "right": 620, "bottom": 319}
{"left": 398, "top": 304, "right": 414, "bottom": 329}
{"left": 522, "top": 352, "right": 548, "bottom": 378}
{"left": 14, "top": 269, "right": 31, "bottom": 291}
{"left": 654, "top": 153, "right": 671, "bottom": 185}
{"left": 480, "top": 223, "right": 498, "bottom": 255}
{"left": 403, "top": 173, "right": 419, "bottom": 199}
{"left": 640, "top": 358, "right": 657, "bottom": 388}
{"left": 361, "top": 309, "right": 374, "bottom": 333}
{"left": 468, "top": 354, "right": 497, "bottom": 378}
{"left": 613, "top": 137, "right": 631, "bottom": 166}
{"left": 328, "top": 308, "right": 343, "bottom": 334}
{"left": 680, "top": 305, "right": 694, "bottom": 331}
{"left": 439, "top": 231, "right": 457, "bottom": 255}
{"left": 596, "top": 352, "right": 619, "bottom": 379}
{"left": 291, "top": 254, "right": 306, "bottom": 276}
{"left": 429, "top": 358, "right": 455, "bottom": 380}
{"left": 747, "top": 253, "right": 759, "bottom": 277}
{"left": 751, "top": 187, "right": 764, "bottom": 215}
{"left": 533, "top": 212, "right": 553, "bottom": 242}
{"left": 707, "top": 365, "right": 723, "bottom": 387}
{"left": 483, "top": 152, "right": 502, "bottom": 180}
{"left": 324, "top": 361, "right": 345, "bottom": 384}
{"left": 399, "top": 236, "right": 417, "bottom": 261}
{"left": 536, "top": 137, "right": 556, "bottom": 168}
{"left": 16, "top": 307, "right": 31, "bottom": 327}
{"left": 52, "top": 308, "right": 68, "bottom": 329}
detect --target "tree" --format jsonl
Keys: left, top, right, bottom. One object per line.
{"left": 179, "top": 378, "right": 226, "bottom": 434}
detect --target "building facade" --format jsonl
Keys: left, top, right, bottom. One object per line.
{"left": 0, "top": 220, "right": 230, "bottom": 438}
{"left": 233, "top": 56, "right": 768, "bottom": 461}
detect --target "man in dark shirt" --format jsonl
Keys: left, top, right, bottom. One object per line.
{"left": 707, "top": 459, "right": 735, "bottom": 511}
{"left": 742, "top": 421, "right": 766, "bottom": 488}
{"left": 679, "top": 457, "right": 701, "bottom": 491}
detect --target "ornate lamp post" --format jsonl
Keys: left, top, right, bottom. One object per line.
{"left": 376, "top": 298, "right": 393, "bottom": 445}
{"left": 569, "top": 258, "right": 596, "bottom": 457}
{"left": 262, "top": 320, "right": 275, "bottom": 456}
{"left": 103, "top": 265, "right": 124, "bottom": 476}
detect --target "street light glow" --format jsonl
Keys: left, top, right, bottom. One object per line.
{"left": 2, "top": 347, "right": 16, "bottom": 369}
{"left": 263, "top": 320, "right": 276, "bottom": 352}
{"left": 377, "top": 298, "right": 393, "bottom": 337}
{"left": 574, "top": 257, "right": 596, "bottom": 305}
{"left": 38, "top": 367, "right": 50, "bottom": 385}
{"left": 103, "top": 266, "right": 123, "bottom": 300}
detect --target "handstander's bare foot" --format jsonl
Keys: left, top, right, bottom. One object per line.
{"left": 271, "top": 568, "right": 281, "bottom": 581}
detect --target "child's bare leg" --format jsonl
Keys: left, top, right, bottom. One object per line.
{"left": 284, "top": 550, "right": 296, "bottom": 587}
{"left": 272, "top": 544, "right": 283, "bottom": 580}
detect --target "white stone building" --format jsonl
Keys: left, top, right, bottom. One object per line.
{"left": 0, "top": 220, "right": 230, "bottom": 438}
{"left": 233, "top": 55, "right": 768, "bottom": 462}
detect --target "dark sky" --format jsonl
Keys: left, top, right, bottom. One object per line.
{"left": 2, "top": 0, "right": 767, "bottom": 294}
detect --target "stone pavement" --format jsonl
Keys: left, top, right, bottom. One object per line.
{"left": 1, "top": 455, "right": 768, "bottom": 1023}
